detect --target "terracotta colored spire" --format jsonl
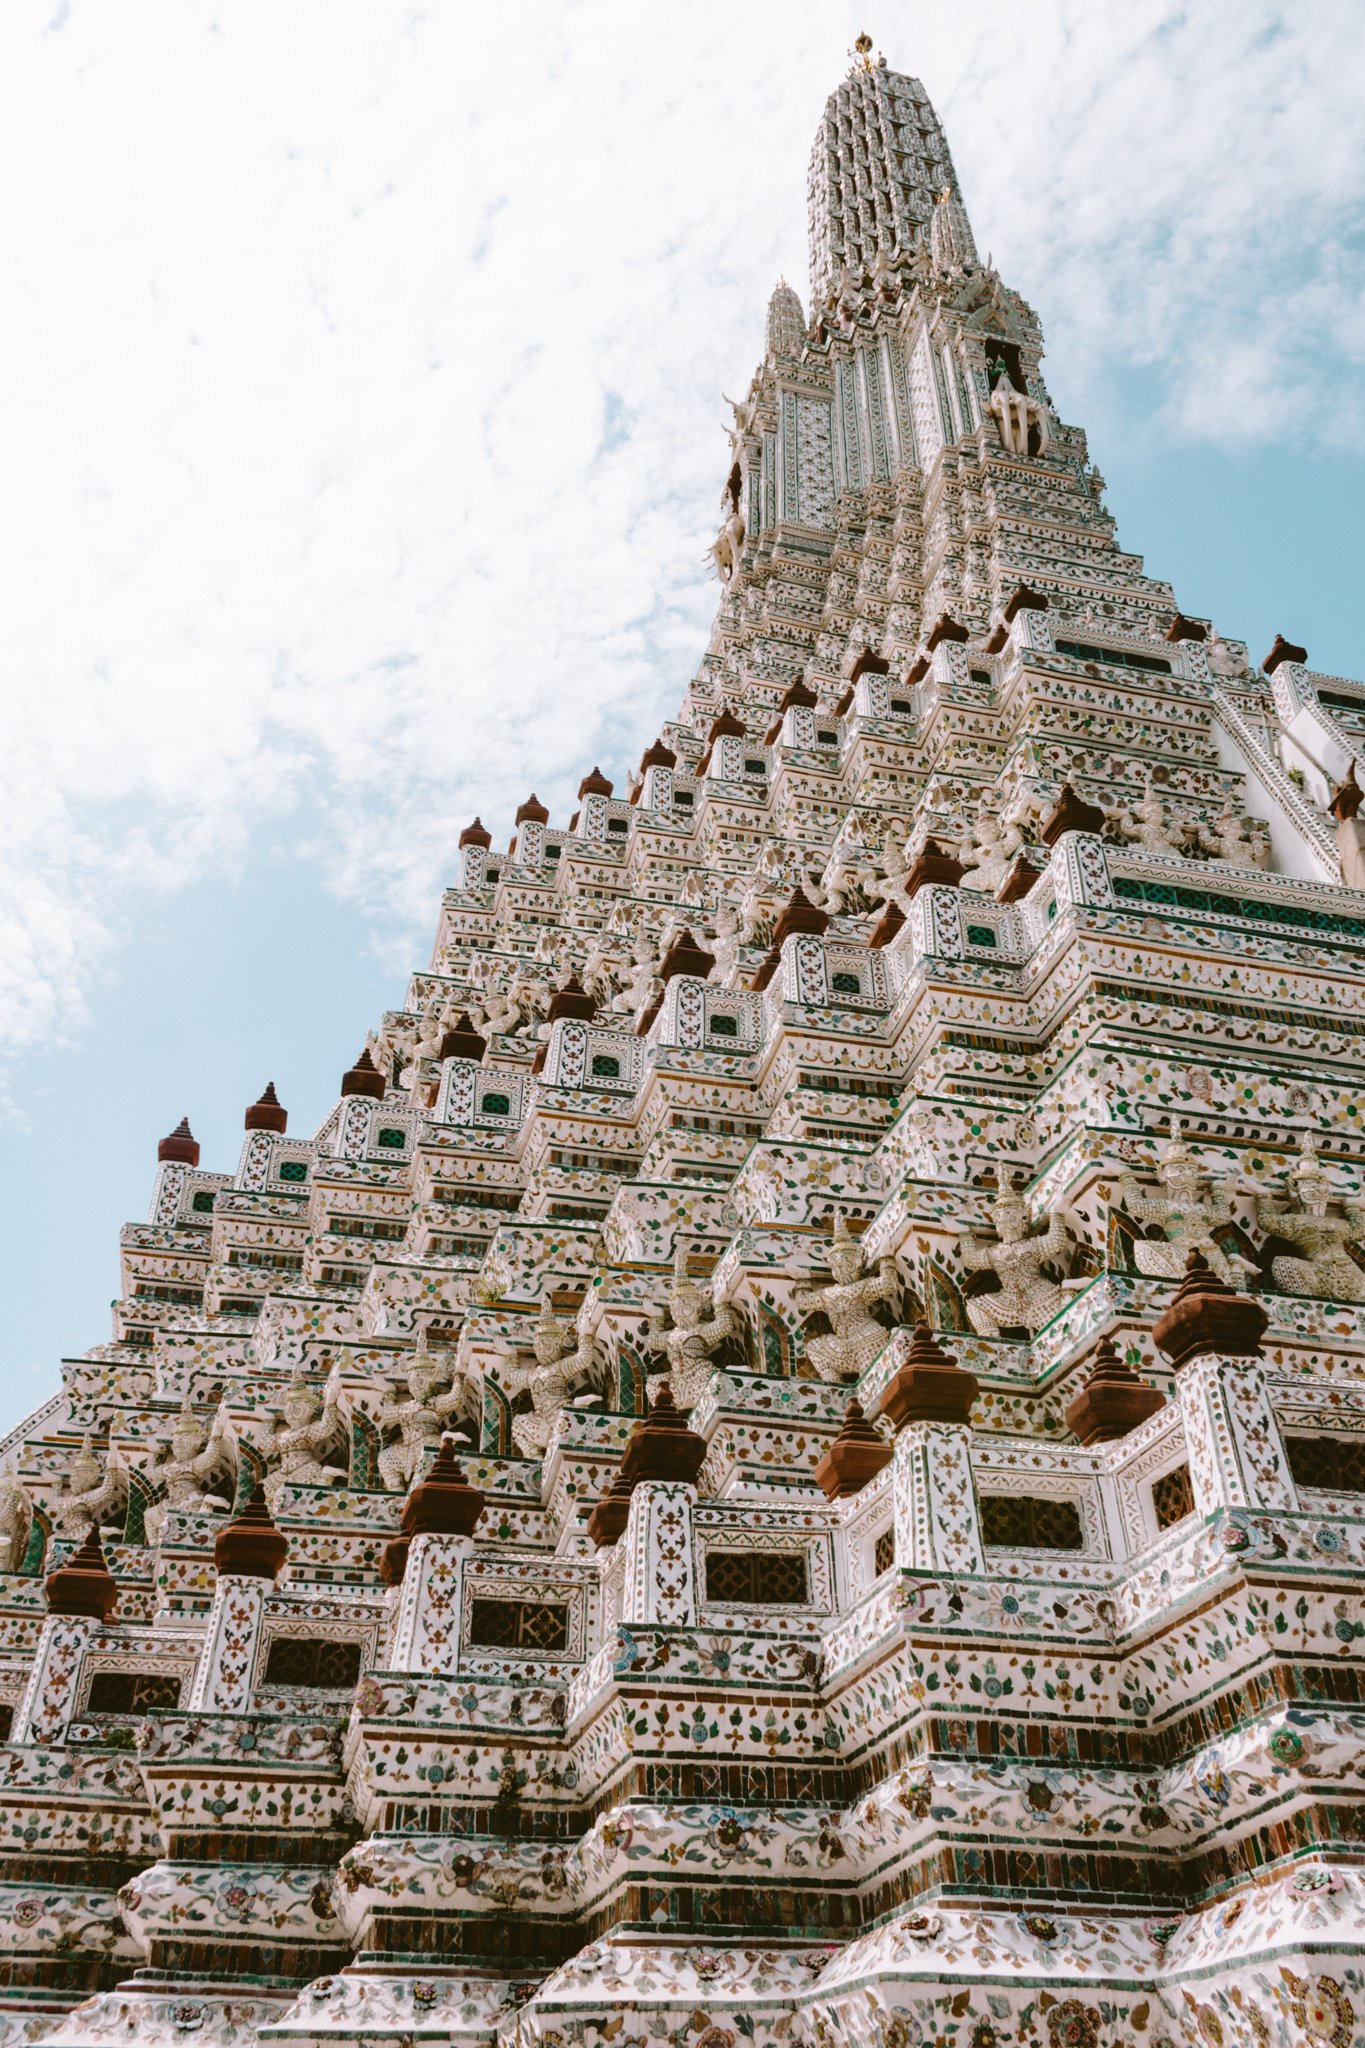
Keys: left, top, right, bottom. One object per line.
{"left": 244, "top": 1083, "right": 288, "bottom": 1134}
{"left": 1151, "top": 1250, "right": 1268, "bottom": 1371}
{"left": 214, "top": 1483, "right": 288, "bottom": 1582}
{"left": 578, "top": 767, "right": 613, "bottom": 798}
{"left": 586, "top": 1382, "right": 708, "bottom": 1549}
{"left": 878, "top": 1325, "right": 979, "bottom": 1431}
{"left": 515, "top": 794, "right": 550, "bottom": 825}
{"left": 381, "top": 1436, "right": 485, "bottom": 1585}
{"left": 459, "top": 816, "right": 493, "bottom": 849}
{"left": 46, "top": 1525, "right": 119, "bottom": 1620}
{"left": 546, "top": 977, "right": 598, "bottom": 1024}
{"left": 1039, "top": 783, "right": 1107, "bottom": 846}
{"left": 158, "top": 1118, "right": 200, "bottom": 1166}
{"left": 1263, "top": 633, "right": 1307, "bottom": 674}
{"left": 658, "top": 929, "right": 716, "bottom": 984}
{"left": 585, "top": 1466, "right": 635, "bottom": 1548}
{"left": 341, "top": 1048, "right": 386, "bottom": 1100}
{"left": 814, "top": 1399, "right": 893, "bottom": 1499}
{"left": 438, "top": 1013, "right": 488, "bottom": 1063}
{"left": 639, "top": 739, "right": 677, "bottom": 773}
{"left": 1063, "top": 1335, "right": 1166, "bottom": 1445}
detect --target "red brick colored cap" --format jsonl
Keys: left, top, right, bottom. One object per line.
{"left": 848, "top": 648, "right": 890, "bottom": 680}
{"left": 244, "top": 1083, "right": 288, "bottom": 1134}
{"left": 1165, "top": 613, "right": 1208, "bottom": 643}
{"left": 926, "top": 611, "right": 970, "bottom": 648}
{"left": 214, "top": 1483, "right": 289, "bottom": 1582}
{"left": 438, "top": 1014, "right": 488, "bottom": 1063}
{"left": 1151, "top": 1250, "right": 1268, "bottom": 1370}
{"left": 813, "top": 1398, "right": 893, "bottom": 1500}
{"left": 1063, "top": 1334, "right": 1166, "bottom": 1446}
{"left": 640, "top": 740, "right": 677, "bottom": 773}
{"left": 619, "top": 1381, "right": 708, "bottom": 1485}
{"left": 658, "top": 928, "right": 716, "bottom": 985}
{"left": 772, "top": 886, "right": 830, "bottom": 947}
{"left": 46, "top": 1525, "right": 119, "bottom": 1620}
{"left": 459, "top": 816, "right": 493, "bottom": 849}
{"left": 158, "top": 1117, "right": 200, "bottom": 1166}
{"left": 1263, "top": 633, "right": 1308, "bottom": 674}
{"left": 515, "top": 794, "right": 550, "bottom": 826}
{"left": 546, "top": 977, "right": 598, "bottom": 1024}
{"left": 341, "top": 1048, "right": 386, "bottom": 1099}
{"left": 578, "top": 767, "right": 613, "bottom": 799}
{"left": 400, "top": 1434, "right": 486, "bottom": 1539}
{"left": 1001, "top": 583, "right": 1050, "bottom": 621}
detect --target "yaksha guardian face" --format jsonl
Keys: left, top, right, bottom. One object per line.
{"left": 828, "top": 1238, "right": 865, "bottom": 1285}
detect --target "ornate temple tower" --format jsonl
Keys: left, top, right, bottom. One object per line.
{"left": 2, "top": 43, "right": 1364, "bottom": 2048}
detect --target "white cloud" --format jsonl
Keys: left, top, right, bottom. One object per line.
{"left": 1, "top": 0, "right": 1361, "bottom": 1090}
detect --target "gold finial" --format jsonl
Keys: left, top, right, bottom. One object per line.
{"left": 851, "top": 30, "right": 876, "bottom": 70}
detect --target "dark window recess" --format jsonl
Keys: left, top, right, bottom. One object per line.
{"left": 191, "top": 1190, "right": 216, "bottom": 1214}
{"left": 705, "top": 1549, "right": 809, "bottom": 1604}
{"left": 221, "top": 1299, "right": 263, "bottom": 1319}
{"left": 984, "top": 341, "right": 1024, "bottom": 392}
{"left": 545, "top": 845, "right": 561, "bottom": 861}
{"left": 873, "top": 1527, "right": 895, "bottom": 1577}
{"left": 376, "top": 1128, "right": 406, "bottom": 1149}
{"left": 1053, "top": 637, "right": 1172, "bottom": 676}
{"left": 889, "top": 697, "right": 912, "bottom": 715}
{"left": 710, "top": 1014, "right": 739, "bottom": 1037}
{"left": 744, "top": 758, "right": 766, "bottom": 775}
{"left": 0, "top": 1703, "right": 12, "bottom": 1741}
{"left": 1152, "top": 1463, "right": 1196, "bottom": 1530}
{"left": 278, "top": 1160, "right": 308, "bottom": 1183}
{"left": 607, "top": 819, "right": 628, "bottom": 833}
{"left": 674, "top": 791, "right": 694, "bottom": 807}
{"left": 969, "top": 668, "right": 993, "bottom": 685}
{"left": 86, "top": 1671, "right": 183, "bottom": 1714}
{"left": 980, "top": 1494, "right": 1084, "bottom": 1551}
{"left": 591, "top": 1054, "right": 621, "bottom": 1079}
{"left": 480, "top": 1092, "right": 511, "bottom": 1117}
{"left": 1286, "top": 1435, "right": 1365, "bottom": 1494}
{"left": 262, "top": 1636, "right": 363, "bottom": 1688}
{"left": 817, "top": 729, "right": 838, "bottom": 745}
{"left": 965, "top": 926, "right": 998, "bottom": 948}
{"left": 831, "top": 972, "right": 862, "bottom": 995}
{"left": 486, "top": 866, "right": 501, "bottom": 881}
{"left": 468, "top": 1599, "right": 570, "bottom": 1652}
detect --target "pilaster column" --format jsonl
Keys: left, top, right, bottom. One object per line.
{"left": 388, "top": 1531, "right": 476, "bottom": 1671}
{"left": 12, "top": 1614, "right": 99, "bottom": 1744}
{"left": 187, "top": 1576, "right": 270, "bottom": 1712}
{"left": 621, "top": 1481, "right": 698, "bottom": 1625}
{"left": 892, "top": 1423, "right": 984, "bottom": 1573}
{"left": 1176, "top": 1353, "right": 1298, "bottom": 1517}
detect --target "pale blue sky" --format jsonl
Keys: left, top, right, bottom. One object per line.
{"left": 2, "top": 1, "right": 1363, "bottom": 1434}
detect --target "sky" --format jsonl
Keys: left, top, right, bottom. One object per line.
{"left": 2, "top": 0, "right": 1363, "bottom": 1435}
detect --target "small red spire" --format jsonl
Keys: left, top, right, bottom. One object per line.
{"left": 341, "top": 1048, "right": 386, "bottom": 1100}
{"left": 459, "top": 816, "right": 493, "bottom": 849}
{"left": 578, "top": 767, "right": 613, "bottom": 798}
{"left": 214, "top": 1483, "right": 288, "bottom": 1582}
{"left": 158, "top": 1118, "right": 200, "bottom": 1166}
{"left": 244, "top": 1082, "right": 288, "bottom": 1134}
{"left": 45, "top": 1525, "right": 119, "bottom": 1620}
{"left": 515, "top": 794, "right": 550, "bottom": 826}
